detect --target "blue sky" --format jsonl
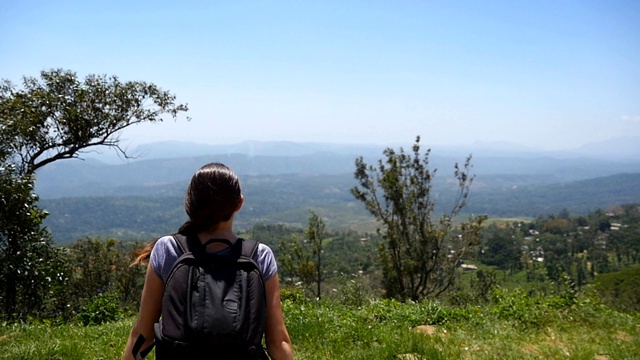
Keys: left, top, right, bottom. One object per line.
{"left": 1, "top": 0, "right": 639, "bottom": 150}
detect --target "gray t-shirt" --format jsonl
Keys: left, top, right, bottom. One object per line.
{"left": 150, "top": 235, "right": 278, "bottom": 283}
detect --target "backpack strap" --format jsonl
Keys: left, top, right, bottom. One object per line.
{"left": 174, "top": 234, "right": 260, "bottom": 262}
{"left": 240, "top": 238, "right": 260, "bottom": 260}
{"left": 172, "top": 234, "right": 189, "bottom": 254}
{"left": 173, "top": 233, "right": 212, "bottom": 256}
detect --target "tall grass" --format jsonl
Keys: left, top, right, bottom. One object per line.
{"left": 1, "top": 292, "right": 638, "bottom": 359}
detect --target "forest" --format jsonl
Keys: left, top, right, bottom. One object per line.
{"left": 39, "top": 172, "right": 640, "bottom": 244}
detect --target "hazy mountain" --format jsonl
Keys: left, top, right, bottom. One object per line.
{"left": 92, "top": 136, "right": 640, "bottom": 162}
{"left": 41, "top": 172, "right": 640, "bottom": 244}
{"left": 35, "top": 140, "right": 640, "bottom": 199}
{"left": 571, "top": 136, "right": 640, "bottom": 159}
{"left": 34, "top": 139, "right": 640, "bottom": 243}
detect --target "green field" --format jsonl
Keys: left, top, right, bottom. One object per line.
{"left": 1, "top": 294, "right": 638, "bottom": 360}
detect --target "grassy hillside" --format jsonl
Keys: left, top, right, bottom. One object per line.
{"left": 1, "top": 295, "right": 638, "bottom": 359}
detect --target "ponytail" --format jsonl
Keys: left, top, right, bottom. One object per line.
{"left": 177, "top": 220, "right": 200, "bottom": 236}
{"left": 130, "top": 239, "right": 158, "bottom": 267}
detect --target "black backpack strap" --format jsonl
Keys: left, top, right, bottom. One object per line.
{"left": 240, "top": 238, "right": 260, "bottom": 259}
{"left": 202, "top": 238, "right": 235, "bottom": 248}
{"left": 172, "top": 234, "right": 189, "bottom": 254}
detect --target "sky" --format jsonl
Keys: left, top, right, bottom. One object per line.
{"left": 1, "top": 0, "right": 639, "bottom": 151}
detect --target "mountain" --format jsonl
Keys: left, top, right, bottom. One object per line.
{"left": 571, "top": 136, "right": 640, "bottom": 160}
{"left": 35, "top": 141, "right": 640, "bottom": 199}
{"left": 30, "top": 140, "right": 640, "bottom": 244}
{"left": 40, "top": 172, "right": 640, "bottom": 244}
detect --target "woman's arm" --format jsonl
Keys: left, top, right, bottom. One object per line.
{"left": 264, "top": 274, "right": 293, "bottom": 360}
{"left": 123, "top": 264, "right": 164, "bottom": 360}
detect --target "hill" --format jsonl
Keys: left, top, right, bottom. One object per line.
{"left": 41, "top": 172, "right": 640, "bottom": 244}
{"left": 32, "top": 140, "right": 640, "bottom": 243}
{"left": 34, "top": 141, "right": 640, "bottom": 199}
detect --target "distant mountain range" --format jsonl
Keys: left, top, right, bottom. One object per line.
{"left": 35, "top": 139, "right": 640, "bottom": 199}
{"left": 79, "top": 136, "right": 640, "bottom": 163}
{"left": 33, "top": 140, "right": 640, "bottom": 244}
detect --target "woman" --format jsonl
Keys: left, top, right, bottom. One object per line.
{"left": 123, "top": 163, "right": 293, "bottom": 360}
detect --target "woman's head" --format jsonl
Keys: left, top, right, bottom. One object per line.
{"left": 179, "top": 163, "right": 243, "bottom": 235}
{"left": 132, "top": 163, "right": 242, "bottom": 266}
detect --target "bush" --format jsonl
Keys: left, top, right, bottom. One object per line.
{"left": 280, "top": 286, "right": 307, "bottom": 303}
{"left": 76, "top": 293, "right": 121, "bottom": 326}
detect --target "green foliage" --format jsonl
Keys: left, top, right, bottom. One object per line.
{"left": 278, "top": 234, "right": 315, "bottom": 288}
{"left": 448, "top": 269, "right": 499, "bottom": 306}
{"left": 351, "top": 136, "right": 486, "bottom": 301}
{"left": 76, "top": 293, "right": 121, "bottom": 326}
{"left": 0, "top": 164, "right": 65, "bottom": 319}
{"left": 337, "top": 279, "right": 368, "bottom": 307}
{"left": 65, "top": 237, "right": 145, "bottom": 316}
{"left": 480, "top": 224, "right": 524, "bottom": 272}
{"left": 594, "top": 266, "right": 640, "bottom": 312}
{"left": 278, "top": 211, "right": 327, "bottom": 299}
{"left": 305, "top": 211, "right": 326, "bottom": 299}
{"left": 1, "top": 290, "right": 639, "bottom": 359}
{"left": 38, "top": 172, "right": 640, "bottom": 244}
{"left": 0, "top": 69, "right": 189, "bottom": 175}
{"left": 279, "top": 286, "right": 307, "bottom": 303}
{"left": 0, "top": 68, "right": 186, "bottom": 321}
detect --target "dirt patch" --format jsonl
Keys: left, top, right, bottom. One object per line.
{"left": 521, "top": 343, "right": 539, "bottom": 355}
{"left": 0, "top": 332, "right": 18, "bottom": 342}
{"left": 412, "top": 325, "right": 437, "bottom": 336}
{"left": 615, "top": 331, "right": 632, "bottom": 342}
{"left": 396, "top": 353, "right": 423, "bottom": 360}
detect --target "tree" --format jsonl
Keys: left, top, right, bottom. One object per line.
{"left": 278, "top": 211, "right": 326, "bottom": 299}
{"left": 351, "top": 136, "right": 485, "bottom": 301}
{"left": 0, "top": 164, "right": 66, "bottom": 317}
{"left": 305, "top": 211, "right": 326, "bottom": 300}
{"left": 278, "top": 234, "right": 316, "bottom": 294}
{"left": 0, "top": 69, "right": 189, "bottom": 176}
{"left": 66, "top": 237, "right": 145, "bottom": 313}
{"left": 481, "top": 224, "right": 524, "bottom": 273}
{"left": 0, "top": 69, "right": 188, "bottom": 319}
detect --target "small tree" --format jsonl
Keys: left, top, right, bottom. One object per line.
{"left": 278, "top": 211, "right": 326, "bottom": 299}
{"left": 305, "top": 211, "right": 326, "bottom": 299}
{"left": 66, "top": 237, "right": 145, "bottom": 313}
{"left": 351, "top": 136, "right": 485, "bottom": 301}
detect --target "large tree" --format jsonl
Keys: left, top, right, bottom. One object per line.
{"left": 0, "top": 68, "right": 189, "bottom": 176}
{"left": 0, "top": 164, "right": 64, "bottom": 317}
{"left": 0, "top": 69, "right": 188, "bottom": 318}
{"left": 351, "top": 136, "right": 485, "bottom": 301}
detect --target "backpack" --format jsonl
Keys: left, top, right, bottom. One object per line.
{"left": 153, "top": 234, "right": 268, "bottom": 360}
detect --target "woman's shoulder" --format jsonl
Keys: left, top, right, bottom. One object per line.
{"left": 252, "top": 241, "right": 277, "bottom": 281}
{"left": 150, "top": 235, "right": 183, "bottom": 281}
{"left": 154, "top": 235, "right": 182, "bottom": 253}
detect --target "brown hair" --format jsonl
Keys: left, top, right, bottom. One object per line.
{"left": 131, "top": 163, "right": 242, "bottom": 266}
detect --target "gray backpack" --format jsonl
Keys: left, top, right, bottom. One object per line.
{"left": 153, "top": 234, "right": 268, "bottom": 359}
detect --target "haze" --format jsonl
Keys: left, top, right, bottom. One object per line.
{"left": 1, "top": 0, "right": 639, "bottom": 151}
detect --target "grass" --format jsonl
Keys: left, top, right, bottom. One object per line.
{"left": 1, "top": 295, "right": 638, "bottom": 360}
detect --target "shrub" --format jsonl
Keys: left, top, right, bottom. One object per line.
{"left": 76, "top": 293, "right": 121, "bottom": 326}
{"left": 280, "top": 286, "right": 307, "bottom": 303}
